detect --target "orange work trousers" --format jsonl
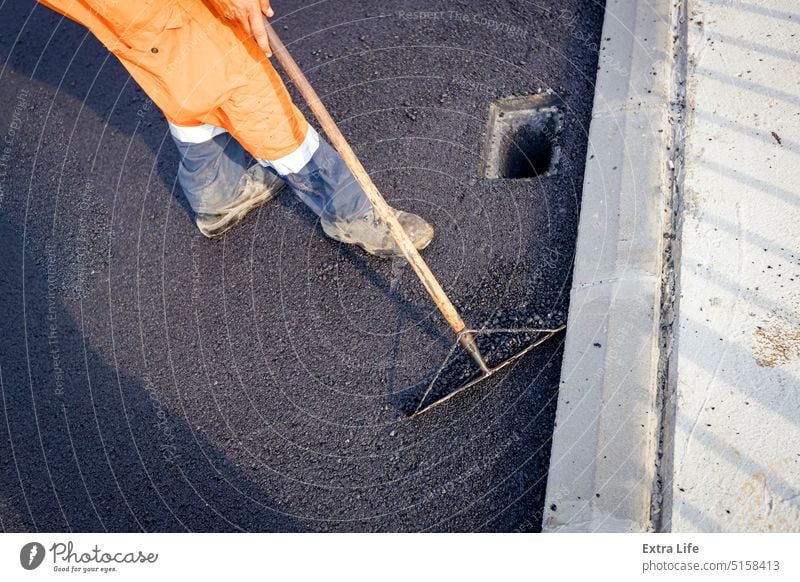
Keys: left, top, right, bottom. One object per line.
{"left": 38, "top": 0, "right": 309, "bottom": 160}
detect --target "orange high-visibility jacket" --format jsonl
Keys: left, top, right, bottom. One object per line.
{"left": 37, "top": 0, "right": 308, "bottom": 160}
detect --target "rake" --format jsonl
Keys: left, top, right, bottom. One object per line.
{"left": 266, "top": 22, "right": 566, "bottom": 417}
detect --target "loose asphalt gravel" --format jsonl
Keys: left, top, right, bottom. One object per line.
{"left": 0, "top": 0, "right": 604, "bottom": 532}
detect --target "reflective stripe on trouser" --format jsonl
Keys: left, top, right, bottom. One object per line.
{"left": 171, "top": 123, "right": 371, "bottom": 221}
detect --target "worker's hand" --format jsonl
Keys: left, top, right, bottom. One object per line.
{"left": 209, "top": 0, "right": 274, "bottom": 56}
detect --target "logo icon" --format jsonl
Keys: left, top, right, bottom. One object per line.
{"left": 20, "top": 542, "right": 46, "bottom": 570}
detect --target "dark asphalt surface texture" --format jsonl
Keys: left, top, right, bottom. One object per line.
{"left": 0, "top": 0, "right": 604, "bottom": 532}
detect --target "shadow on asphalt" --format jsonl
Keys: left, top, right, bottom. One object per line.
{"left": 0, "top": 219, "right": 302, "bottom": 532}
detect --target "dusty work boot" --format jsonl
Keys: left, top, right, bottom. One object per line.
{"left": 195, "top": 165, "right": 286, "bottom": 238}
{"left": 320, "top": 207, "right": 434, "bottom": 257}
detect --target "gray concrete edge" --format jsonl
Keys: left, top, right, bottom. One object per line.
{"left": 542, "top": 0, "right": 677, "bottom": 532}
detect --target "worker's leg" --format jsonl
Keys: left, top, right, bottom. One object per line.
{"left": 170, "top": 122, "right": 285, "bottom": 238}
{"left": 257, "top": 128, "right": 433, "bottom": 256}
{"left": 172, "top": 119, "right": 433, "bottom": 252}
{"left": 168, "top": 117, "right": 376, "bottom": 238}
{"left": 213, "top": 62, "right": 368, "bottom": 223}
{"left": 256, "top": 125, "right": 369, "bottom": 221}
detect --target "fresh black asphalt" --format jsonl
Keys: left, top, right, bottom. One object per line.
{"left": 0, "top": 0, "right": 604, "bottom": 532}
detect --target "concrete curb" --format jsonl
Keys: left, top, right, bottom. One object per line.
{"left": 542, "top": 0, "right": 676, "bottom": 532}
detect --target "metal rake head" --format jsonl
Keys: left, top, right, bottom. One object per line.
{"left": 409, "top": 325, "right": 566, "bottom": 418}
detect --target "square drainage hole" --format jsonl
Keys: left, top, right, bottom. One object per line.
{"left": 480, "top": 94, "right": 563, "bottom": 180}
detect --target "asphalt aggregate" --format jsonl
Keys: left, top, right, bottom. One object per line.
{"left": 0, "top": 0, "right": 605, "bottom": 532}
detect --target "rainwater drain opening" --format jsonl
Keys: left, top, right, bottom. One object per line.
{"left": 480, "top": 94, "right": 564, "bottom": 179}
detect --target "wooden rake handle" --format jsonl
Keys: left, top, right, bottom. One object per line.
{"left": 265, "top": 21, "right": 488, "bottom": 372}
